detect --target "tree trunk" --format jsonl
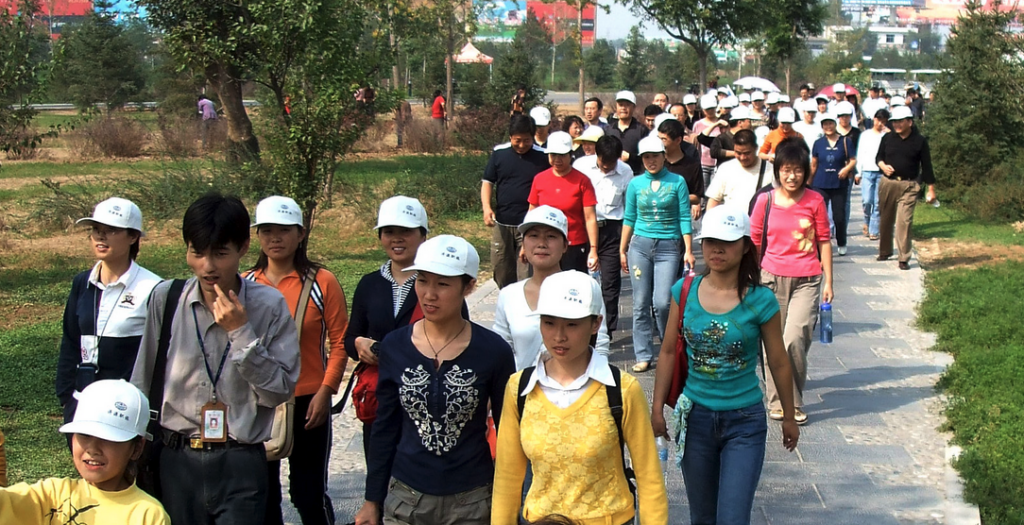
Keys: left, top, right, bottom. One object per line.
{"left": 445, "top": 15, "right": 454, "bottom": 126}
{"left": 578, "top": 4, "right": 584, "bottom": 113}
{"left": 697, "top": 49, "right": 708, "bottom": 92}
{"left": 785, "top": 61, "right": 792, "bottom": 96}
{"left": 206, "top": 62, "right": 259, "bottom": 163}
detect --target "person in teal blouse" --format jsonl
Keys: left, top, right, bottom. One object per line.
{"left": 619, "top": 135, "right": 695, "bottom": 372}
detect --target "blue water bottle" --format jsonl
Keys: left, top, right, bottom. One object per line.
{"left": 819, "top": 302, "right": 833, "bottom": 343}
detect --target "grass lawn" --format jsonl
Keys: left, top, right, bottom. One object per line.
{"left": 0, "top": 152, "right": 489, "bottom": 484}
{"left": 915, "top": 206, "right": 1024, "bottom": 523}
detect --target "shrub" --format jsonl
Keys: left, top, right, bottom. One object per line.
{"left": 116, "top": 161, "right": 252, "bottom": 219}
{"left": 82, "top": 117, "right": 149, "bottom": 158}
{"left": 30, "top": 178, "right": 106, "bottom": 231}
{"left": 402, "top": 117, "right": 447, "bottom": 154}
{"left": 960, "top": 160, "right": 1024, "bottom": 222}
{"left": 449, "top": 105, "right": 509, "bottom": 152}
{"left": 353, "top": 118, "right": 393, "bottom": 153}
{"left": 155, "top": 114, "right": 200, "bottom": 157}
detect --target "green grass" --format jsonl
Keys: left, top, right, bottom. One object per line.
{"left": 914, "top": 204, "right": 1024, "bottom": 246}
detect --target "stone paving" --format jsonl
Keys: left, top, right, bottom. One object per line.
{"left": 280, "top": 186, "right": 979, "bottom": 524}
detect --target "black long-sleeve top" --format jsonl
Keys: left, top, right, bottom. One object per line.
{"left": 875, "top": 128, "right": 935, "bottom": 185}
{"left": 606, "top": 117, "right": 647, "bottom": 174}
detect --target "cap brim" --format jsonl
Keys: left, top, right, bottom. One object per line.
{"left": 695, "top": 230, "right": 748, "bottom": 242}
{"left": 75, "top": 218, "right": 146, "bottom": 237}
{"left": 374, "top": 220, "right": 428, "bottom": 233}
{"left": 406, "top": 262, "right": 473, "bottom": 278}
{"left": 251, "top": 220, "right": 304, "bottom": 228}
{"left": 517, "top": 221, "right": 568, "bottom": 237}
{"left": 60, "top": 420, "right": 145, "bottom": 442}
{"left": 544, "top": 148, "right": 572, "bottom": 155}
{"left": 528, "top": 307, "right": 593, "bottom": 319}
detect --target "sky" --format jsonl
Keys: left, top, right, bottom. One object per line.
{"left": 596, "top": 2, "right": 674, "bottom": 41}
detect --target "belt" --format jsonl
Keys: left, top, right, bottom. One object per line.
{"left": 597, "top": 219, "right": 623, "bottom": 228}
{"left": 163, "top": 432, "right": 259, "bottom": 451}
{"left": 885, "top": 175, "right": 911, "bottom": 182}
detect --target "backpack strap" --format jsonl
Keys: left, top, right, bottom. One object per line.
{"left": 759, "top": 190, "right": 773, "bottom": 264}
{"left": 149, "top": 279, "right": 186, "bottom": 430}
{"left": 293, "top": 268, "right": 318, "bottom": 340}
{"left": 756, "top": 159, "right": 767, "bottom": 190}
{"left": 516, "top": 366, "right": 535, "bottom": 423}
{"left": 607, "top": 365, "right": 637, "bottom": 499}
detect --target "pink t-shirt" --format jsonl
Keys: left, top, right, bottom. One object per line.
{"left": 750, "top": 189, "right": 831, "bottom": 278}
{"left": 528, "top": 168, "right": 598, "bottom": 246}
{"left": 691, "top": 119, "right": 720, "bottom": 167}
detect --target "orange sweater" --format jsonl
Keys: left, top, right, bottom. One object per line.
{"left": 760, "top": 127, "right": 803, "bottom": 155}
{"left": 245, "top": 268, "right": 349, "bottom": 396}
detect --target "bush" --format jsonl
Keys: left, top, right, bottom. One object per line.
{"left": 449, "top": 105, "right": 509, "bottom": 152}
{"left": 83, "top": 117, "right": 149, "bottom": 158}
{"left": 353, "top": 118, "right": 393, "bottom": 153}
{"left": 155, "top": 114, "right": 200, "bottom": 157}
{"left": 31, "top": 178, "right": 106, "bottom": 231}
{"left": 116, "top": 161, "right": 253, "bottom": 219}
{"left": 960, "top": 162, "right": 1024, "bottom": 222}
{"left": 402, "top": 117, "right": 447, "bottom": 154}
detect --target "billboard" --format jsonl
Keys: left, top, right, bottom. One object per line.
{"left": 894, "top": 0, "right": 1023, "bottom": 24}
{"left": 476, "top": 1, "right": 528, "bottom": 41}
{"left": 527, "top": 0, "right": 596, "bottom": 47}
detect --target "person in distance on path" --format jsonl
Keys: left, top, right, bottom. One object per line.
{"left": 809, "top": 113, "right": 856, "bottom": 256}
{"left": 605, "top": 90, "right": 646, "bottom": 175}
{"left": 856, "top": 109, "right": 890, "bottom": 241}
{"left": 705, "top": 129, "right": 773, "bottom": 213}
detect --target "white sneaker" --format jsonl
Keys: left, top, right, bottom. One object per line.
{"left": 837, "top": 246, "right": 847, "bottom": 256}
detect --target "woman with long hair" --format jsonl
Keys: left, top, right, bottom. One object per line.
{"left": 244, "top": 196, "right": 349, "bottom": 525}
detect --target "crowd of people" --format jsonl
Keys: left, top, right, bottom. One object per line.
{"left": 0, "top": 81, "right": 937, "bottom": 525}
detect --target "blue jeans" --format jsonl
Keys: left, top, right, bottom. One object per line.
{"left": 682, "top": 403, "right": 768, "bottom": 525}
{"left": 627, "top": 235, "right": 681, "bottom": 363}
{"left": 861, "top": 170, "right": 881, "bottom": 236}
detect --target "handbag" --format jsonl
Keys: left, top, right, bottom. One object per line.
{"left": 351, "top": 302, "right": 425, "bottom": 423}
{"left": 265, "top": 268, "right": 318, "bottom": 462}
{"left": 666, "top": 272, "right": 696, "bottom": 408}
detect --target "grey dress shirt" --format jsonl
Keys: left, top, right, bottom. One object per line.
{"left": 131, "top": 277, "right": 300, "bottom": 444}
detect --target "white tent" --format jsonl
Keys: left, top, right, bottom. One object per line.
{"left": 733, "top": 76, "right": 781, "bottom": 93}
{"left": 453, "top": 42, "right": 493, "bottom": 64}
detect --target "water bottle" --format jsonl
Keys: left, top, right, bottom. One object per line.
{"left": 819, "top": 303, "right": 833, "bottom": 344}
{"left": 656, "top": 436, "right": 669, "bottom": 474}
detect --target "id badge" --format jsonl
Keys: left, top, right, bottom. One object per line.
{"left": 80, "top": 335, "right": 99, "bottom": 365}
{"left": 201, "top": 401, "right": 228, "bottom": 442}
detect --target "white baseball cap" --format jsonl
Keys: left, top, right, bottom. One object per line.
{"left": 652, "top": 113, "right": 676, "bottom": 131}
{"left": 76, "top": 197, "right": 144, "bottom": 235}
{"left": 832, "top": 82, "right": 847, "bottom": 93}
{"left": 766, "top": 92, "right": 781, "bottom": 105}
{"left": 778, "top": 107, "right": 797, "bottom": 124}
{"left": 800, "top": 99, "right": 818, "bottom": 113}
{"left": 637, "top": 135, "right": 666, "bottom": 155}
{"left": 407, "top": 234, "right": 479, "bottom": 278}
{"left": 574, "top": 125, "right": 604, "bottom": 143}
{"left": 722, "top": 95, "right": 739, "bottom": 108}
{"left": 695, "top": 205, "right": 751, "bottom": 242}
{"left": 814, "top": 93, "right": 829, "bottom": 102}
{"left": 60, "top": 380, "right": 152, "bottom": 442}
{"left": 544, "top": 131, "right": 574, "bottom": 155}
{"left": 728, "top": 106, "right": 751, "bottom": 121}
{"left": 835, "top": 101, "right": 855, "bottom": 116}
{"left": 717, "top": 87, "right": 730, "bottom": 95}
{"left": 615, "top": 90, "right": 637, "bottom": 104}
{"left": 529, "top": 106, "right": 551, "bottom": 126}
{"left": 780, "top": 94, "right": 791, "bottom": 103}
{"left": 530, "top": 270, "right": 603, "bottom": 319}
{"left": 890, "top": 95, "right": 907, "bottom": 106}
{"left": 519, "top": 205, "right": 568, "bottom": 238}
{"left": 700, "top": 94, "right": 718, "bottom": 110}
{"left": 375, "top": 195, "right": 429, "bottom": 233}
{"left": 889, "top": 106, "right": 914, "bottom": 121}
{"left": 751, "top": 91, "right": 765, "bottom": 101}
{"left": 252, "top": 195, "right": 303, "bottom": 228}
{"left": 683, "top": 94, "right": 698, "bottom": 105}
{"left": 738, "top": 93, "right": 751, "bottom": 103}
{"left": 819, "top": 112, "right": 837, "bottom": 123}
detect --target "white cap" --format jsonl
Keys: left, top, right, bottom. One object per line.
{"left": 544, "top": 131, "right": 574, "bottom": 154}
{"left": 738, "top": 93, "right": 751, "bottom": 103}
{"left": 615, "top": 90, "right": 637, "bottom": 104}
{"left": 700, "top": 94, "right": 718, "bottom": 110}
{"left": 252, "top": 196, "right": 303, "bottom": 228}
{"left": 76, "top": 197, "right": 144, "bottom": 235}
{"left": 722, "top": 95, "right": 739, "bottom": 109}
{"left": 574, "top": 125, "right": 604, "bottom": 143}
{"left": 530, "top": 270, "right": 603, "bottom": 319}
{"left": 637, "top": 135, "right": 665, "bottom": 155}
{"left": 780, "top": 94, "right": 791, "bottom": 103}
{"left": 890, "top": 95, "right": 907, "bottom": 106}
{"left": 529, "top": 106, "right": 551, "bottom": 126}
{"left": 518, "top": 205, "right": 568, "bottom": 238}
{"left": 799, "top": 99, "right": 818, "bottom": 113}
{"left": 889, "top": 106, "right": 914, "bottom": 121}
{"left": 778, "top": 107, "right": 797, "bottom": 124}
{"left": 407, "top": 234, "right": 479, "bottom": 278}
{"left": 835, "top": 101, "right": 855, "bottom": 116}
{"left": 683, "top": 94, "right": 697, "bottom": 105}
{"left": 717, "top": 87, "right": 730, "bottom": 94}
{"left": 60, "top": 380, "right": 152, "bottom": 442}
{"left": 832, "top": 82, "right": 847, "bottom": 93}
{"left": 766, "top": 92, "right": 781, "bottom": 104}
{"left": 375, "top": 195, "right": 429, "bottom": 233}
{"left": 652, "top": 113, "right": 676, "bottom": 131}
{"left": 695, "top": 205, "right": 751, "bottom": 242}
{"left": 728, "top": 106, "right": 751, "bottom": 121}
{"left": 751, "top": 91, "right": 765, "bottom": 101}
{"left": 819, "top": 112, "right": 837, "bottom": 123}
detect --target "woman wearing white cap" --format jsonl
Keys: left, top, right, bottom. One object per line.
{"left": 243, "top": 196, "right": 349, "bottom": 525}
{"left": 356, "top": 235, "right": 515, "bottom": 525}
{"left": 493, "top": 271, "right": 669, "bottom": 525}
{"left": 650, "top": 205, "right": 798, "bottom": 525}
{"left": 56, "top": 198, "right": 162, "bottom": 434}
{"left": 620, "top": 135, "right": 695, "bottom": 373}
{"left": 493, "top": 206, "right": 610, "bottom": 371}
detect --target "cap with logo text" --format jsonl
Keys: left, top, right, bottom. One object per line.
{"left": 252, "top": 195, "right": 303, "bottom": 228}
{"left": 529, "top": 106, "right": 552, "bottom": 126}
{"left": 375, "top": 195, "right": 429, "bottom": 233}
{"left": 519, "top": 205, "right": 568, "bottom": 238}
{"left": 60, "top": 379, "right": 153, "bottom": 442}
{"left": 407, "top": 234, "right": 479, "bottom": 278}
{"left": 544, "top": 131, "right": 574, "bottom": 155}
{"left": 530, "top": 270, "right": 603, "bottom": 319}
{"left": 696, "top": 205, "right": 751, "bottom": 242}
{"left": 76, "top": 197, "right": 145, "bottom": 235}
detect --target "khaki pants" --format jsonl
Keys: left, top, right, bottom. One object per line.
{"left": 491, "top": 223, "right": 529, "bottom": 289}
{"left": 762, "top": 271, "right": 822, "bottom": 411}
{"left": 384, "top": 479, "right": 491, "bottom": 525}
{"left": 877, "top": 177, "right": 920, "bottom": 263}
{"left": 0, "top": 428, "right": 7, "bottom": 487}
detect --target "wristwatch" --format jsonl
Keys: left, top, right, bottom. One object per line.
{"left": 370, "top": 341, "right": 381, "bottom": 356}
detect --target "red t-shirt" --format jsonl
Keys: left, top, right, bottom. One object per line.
{"left": 750, "top": 189, "right": 831, "bottom": 278}
{"left": 431, "top": 96, "right": 445, "bottom": 119}
{"left": 528, "top": 168, "right": 598, "bottom": 246}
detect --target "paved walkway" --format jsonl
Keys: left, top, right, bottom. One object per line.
{"left": 281, "top": 187, "right": 979, "bottom": 524}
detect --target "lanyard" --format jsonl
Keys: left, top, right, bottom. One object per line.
{"left": 191, "top": 305, "right": 231, "bottom": 399}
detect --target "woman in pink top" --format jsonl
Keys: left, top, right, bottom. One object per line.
{"left": 750, "top": 137, "right": 833, "bottom": 426}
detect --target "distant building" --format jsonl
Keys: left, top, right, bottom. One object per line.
{"left": 0, "top": 0, "right": 93, "bottom": 38}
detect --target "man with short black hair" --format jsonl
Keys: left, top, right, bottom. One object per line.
{"left": 482, "top": 115, "right": 551, "bottom": 288}
{"left": 659, "top": 118, "right": 704, "bottom": 222}
{"left": 583, "top": 97, "right": 608, "bottom": 129}
{"left": 643, "top": 104, "right": 664, "bottom": 131}
{"left": 131, "top": 193, "right": 300, "bottom": 525}
{"left": 606, "top": 90, "right": 646, "bottom": 174}
{"left": 706, "top": 129, "right": 772, "bottom": 212}
{"left": 668, "top": 103, "right": 686, "bottom": 122}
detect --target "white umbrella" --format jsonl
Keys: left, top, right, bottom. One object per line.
{"left": 733, "top": 76, "right": 781, "bottom": 93}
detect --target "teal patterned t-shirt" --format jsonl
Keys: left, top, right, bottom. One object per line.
{"left": 671, "top": 275, "right": 780, "bottom": 411}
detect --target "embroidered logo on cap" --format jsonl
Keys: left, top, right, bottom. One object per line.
{"left": 114, "top": 402, "right": 128, "bottom": 411}
{"left": 280, "top": 204, "right": 288, "bottom": 210}
{"left": 406, "top": 205, "right": 414, "bottom": 211}
{"left": 446, "top": 246, "right": 456, "bottom": 253}
{"left": 112, "top": 205, "right": 122, "bottom": 212}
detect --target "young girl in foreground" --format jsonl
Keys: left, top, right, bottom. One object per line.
{"left": 493, "top": 270, "right": 669, "bottom": 525}
{"left": 0, "top": 380, "right": 169, "bottom": 524}
{"left": 651, "top": 206, "right": 800, "bottom": 525}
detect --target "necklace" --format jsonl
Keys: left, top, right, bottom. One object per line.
{"left": 423, "top": 320, "right": 468, "bottom": 368}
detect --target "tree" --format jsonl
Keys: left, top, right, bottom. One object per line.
{"left": 623, "top": 0, "right": 761, "bottom": 89}
{"left": 584, "top": 39, "right": 617, "bottom": 88}
{"left": 0, "top": 0, "right": 51, "bottom": 159}
{"left": 617, "top": 26, "right": 648, "bottom": 90}
{"left": 759, "top": 0, "right": 826, "bottom": 93}
{"left": 488, "top": 19, "right": 546, "bottom": 111}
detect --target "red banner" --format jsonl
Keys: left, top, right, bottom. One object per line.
{"left": 526, "top": 1, "right": 596, "bottom": 47}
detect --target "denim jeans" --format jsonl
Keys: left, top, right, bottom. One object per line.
{"left": 861, "top": 170, "right": 882, "bottom": 236}
{"left": 682, "top": 403, "right": 768, "bottom": 525}
{"left": 627, "top": 235, "right": 681, "bottom": 363}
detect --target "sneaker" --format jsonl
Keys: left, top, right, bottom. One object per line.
{"left": 795, "top": 409, "right": 808, "bottom": 425}
{"left": 837, "top": 246, "right": 847, "bottom": 256}
{"left": 899, "top": 261, "right": 911, "bottom": 271}
{"left": 769, "top": 409, "right": 784, "bottom": 421}
{"left": 631, "top": 362, "right": 650, "bottom": 373}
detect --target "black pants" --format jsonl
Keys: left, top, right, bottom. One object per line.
{"left": 266, "top": 395, "right": 335, "bottom": 525}
{"left": 597, "top": 220, "right": 623, "bottom": 332}
{"left": 160, "top": 438, "right": 268, "bottom": 525}
{"left": 819, "top": 185, "right": 849, "bottom": 248}
{"left": 560, "top": 243, "right": 590, "bottom": 273}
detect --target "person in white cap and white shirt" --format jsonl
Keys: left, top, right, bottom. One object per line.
{"left": 530, "top": 106, "right": 552, "bottom": 149}
{"left": 1, "top": 380, "right": 170, "bottom": 525}
{"left": 528, "top": 131, "right": 599, "bottom": 274}
{"left": 57, "top": 198, "right": 162, "bottom": 437}
{"left": 493, "top": 206, "right": 610, "bottom": 370}
{"left": 690, "top": 94, "right": 721, "bottom": 194}
{"left": 749, "top": 91, "right": 768, "bottom": 128}
{"left": 855, "top": 108, "right": 890, "bottom": 241}
{"left": 492, "top": 271, "right": 669, "bottom": 525}
{"left": 706, "top": 129, "right": 773, "bottom": 214}
{"left": 606, "top": 90, "right": 647, "bottom": 174}
{"left": 243, "top": 196, "right": 349, "bottom": 525}
{"left": 356, "top": 235, "right": 515, "bottom": 525}
{"left": 792, "top": 100, "right": 823, "bottom": 153}
{"left": 828, "top": 83, "right": 847, "bottom": 111}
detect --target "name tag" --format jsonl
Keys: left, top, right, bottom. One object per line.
{"left": 201, "top": 401, "right": 228, "bottom": 442}
{"left": 80, "top": 335, "right": 99, "bottom": 365}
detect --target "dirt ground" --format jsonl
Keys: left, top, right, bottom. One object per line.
{"left": 915, "top": 236, "right": 1024, "bottom": 271}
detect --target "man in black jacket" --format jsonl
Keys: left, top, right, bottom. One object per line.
{"left": 605, "top": 90, "right": 646, "bottom": 174}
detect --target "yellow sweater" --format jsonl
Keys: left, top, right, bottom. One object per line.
{"left": 492, "top": 370, "right": 669, "bottom": 525}
{"left": 0, "top": 478, "right": 169, "bottom": 525}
